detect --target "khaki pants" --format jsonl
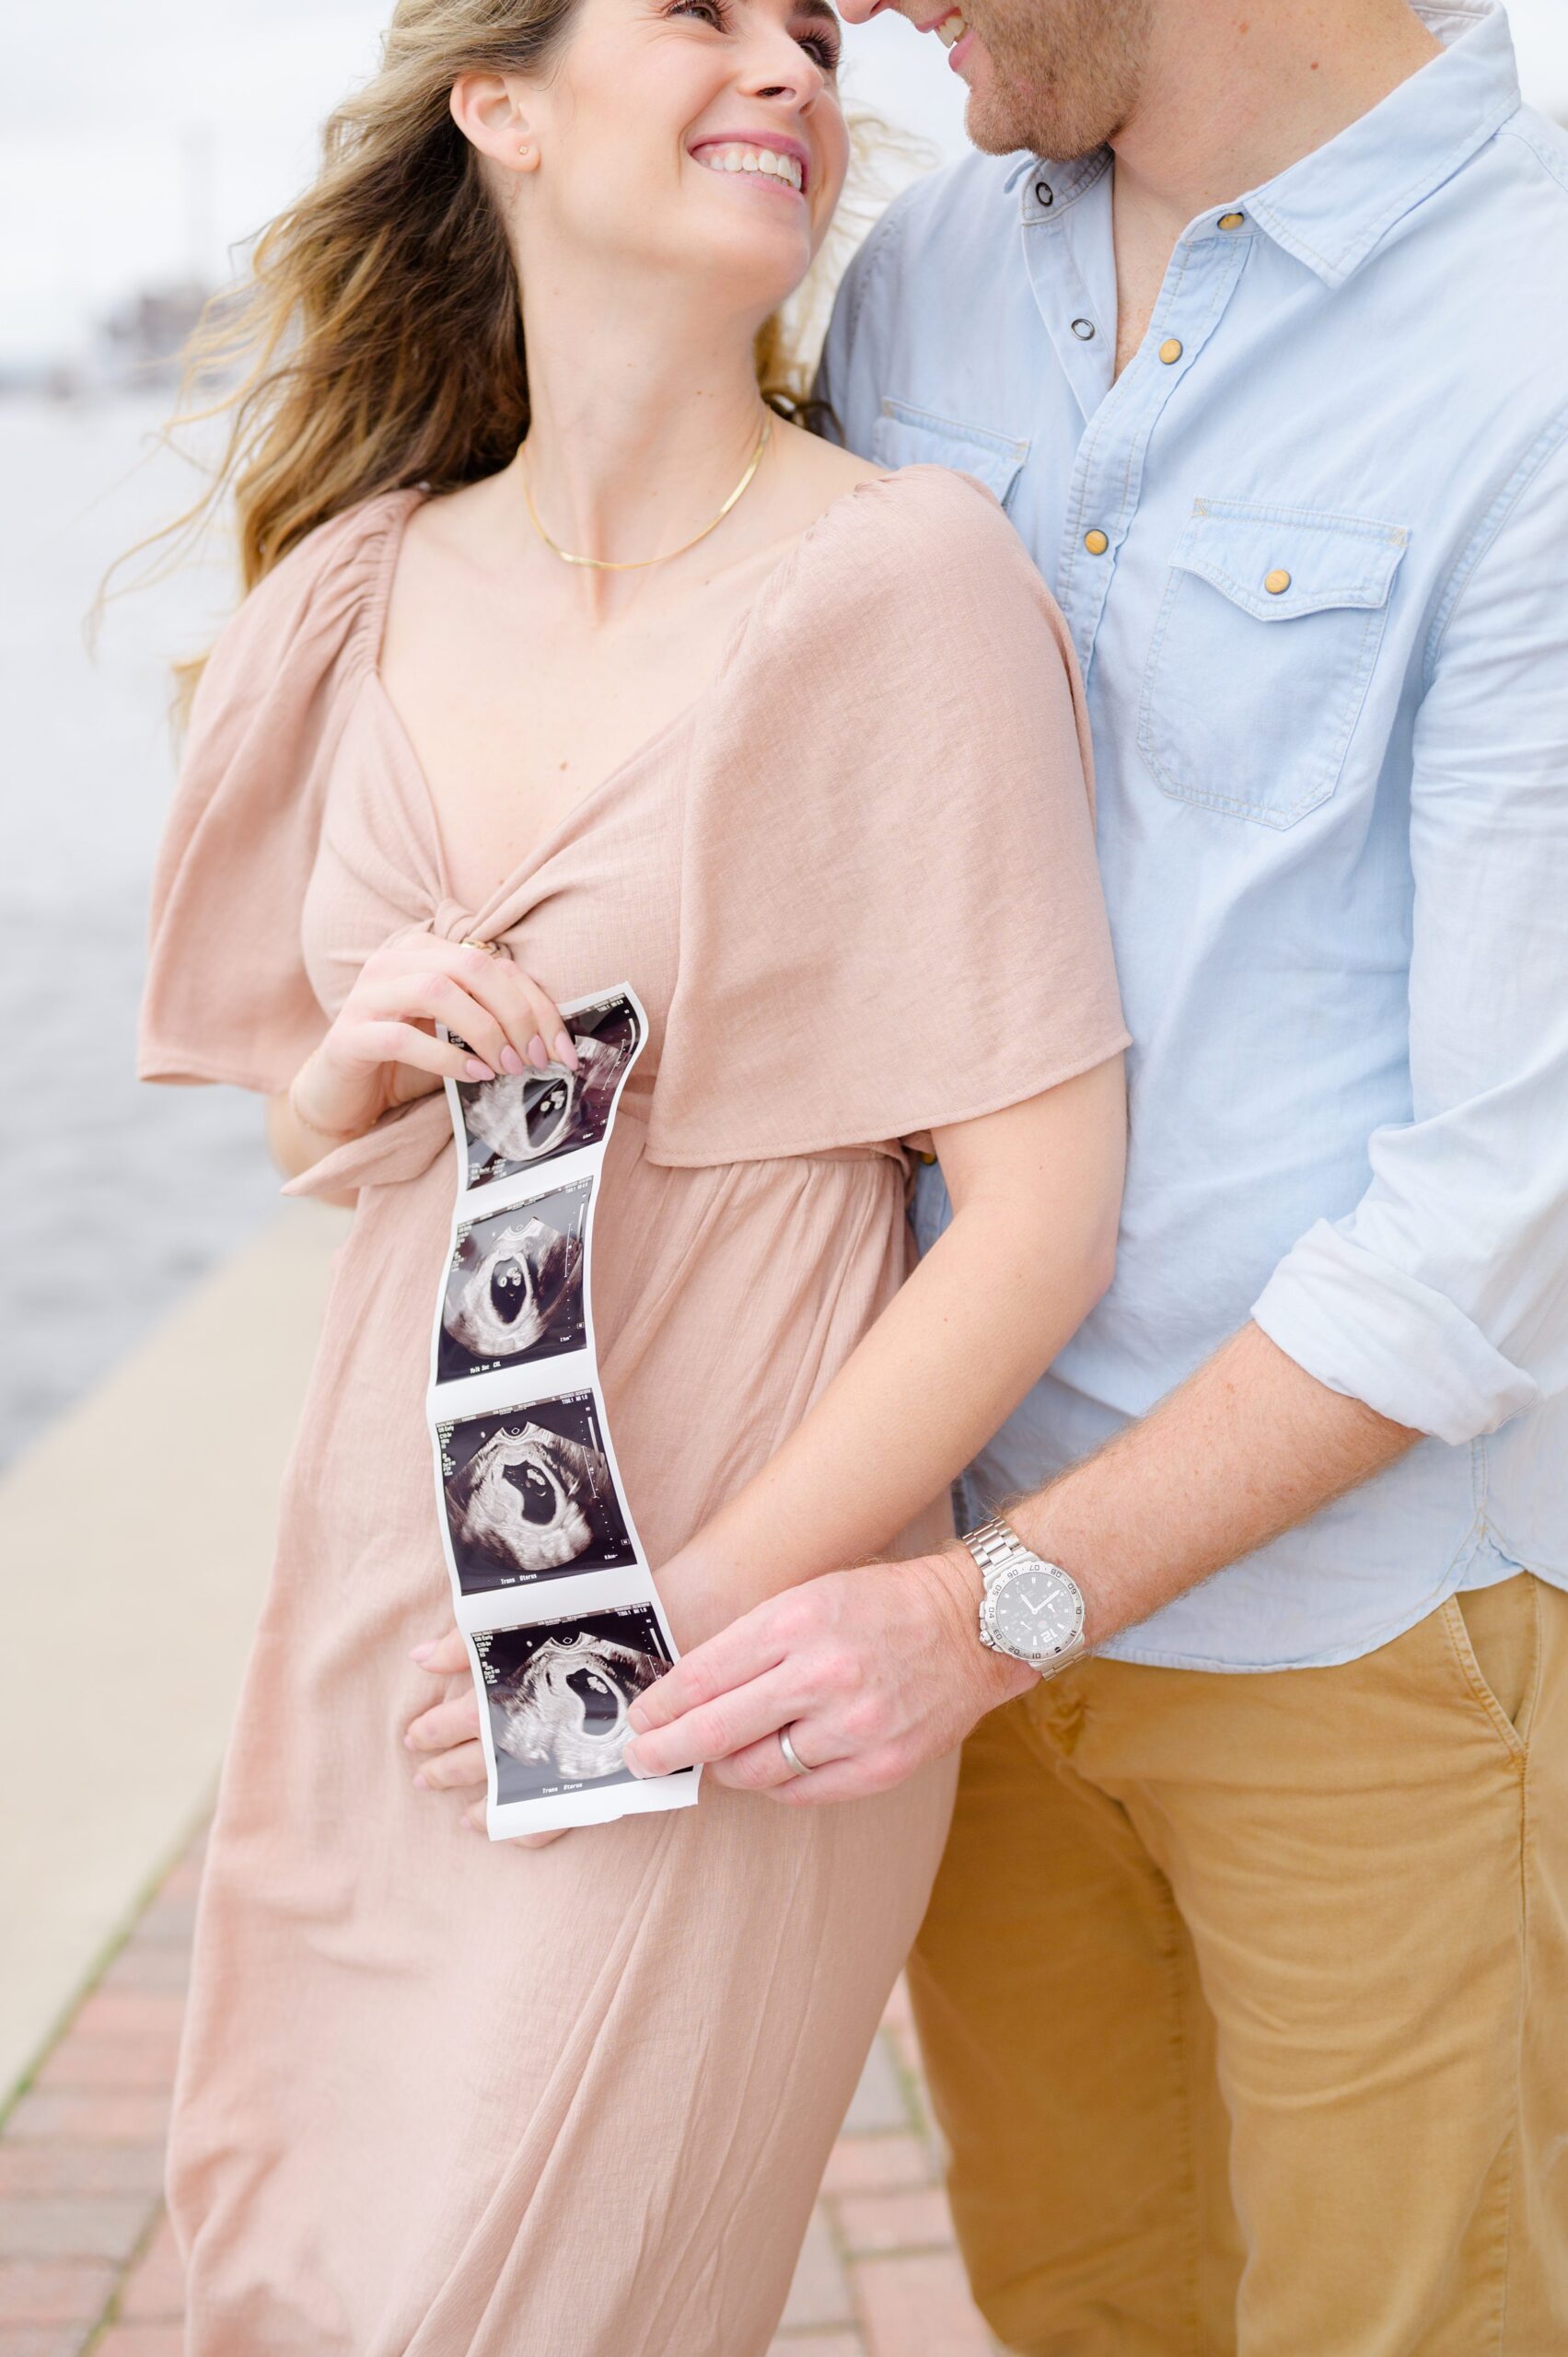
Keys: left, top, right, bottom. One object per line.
{"left": 910, "top": 1573, "right": 1567, "bottom": 2355}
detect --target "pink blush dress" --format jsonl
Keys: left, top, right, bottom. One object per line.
{"left": 137, "top": 464, "right": 1128, "bottom": 2357}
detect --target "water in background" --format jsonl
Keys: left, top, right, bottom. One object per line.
{"left": 0, "top": 392, "right": 282, "bottom": 1469}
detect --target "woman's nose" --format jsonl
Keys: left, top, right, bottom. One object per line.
{"left": 743, "top": 26, "right": 828, "bottom": 101}
{"left": 748, "top": 64, "right": 823, "bottom": 104}
{"left": 836, "top": 0, "right": 886, "bottom": 20}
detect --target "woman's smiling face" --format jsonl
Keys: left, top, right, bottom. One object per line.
{"left": 503, "top": 0, "right": 849, "bottom": 310}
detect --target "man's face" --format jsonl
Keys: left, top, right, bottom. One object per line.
{"left": 842, "top": 0, "right": 1152, "bottom": 160}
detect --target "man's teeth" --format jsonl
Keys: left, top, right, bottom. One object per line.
{"left": 936, "top": 6, "right": 968, "bottom": 45}
{"left": 697, "top": 145, "right": 805, "bottom": 192}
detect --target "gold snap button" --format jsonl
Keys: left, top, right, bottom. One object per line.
{"left": 1084, "top": 528, "right": 1109, "bottom": 555}
{"left": 1218, "top": 211, "right": 1246, "bottom": 231}
{"left": 1264, "top": 569, "right": 1292, "bottom": 595}
{"left": 1159, "top": 338, "right": 1183, "bottom": 364}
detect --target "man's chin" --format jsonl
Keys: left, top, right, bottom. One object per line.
{"left": 958, "top": 51, "right": 1038, "bottom": 158}
{"left": 958, "top": 45, "right": 1111, "bottom": 165}
{"left": 964, "top": 92, "right": 1029, "bottom": 158}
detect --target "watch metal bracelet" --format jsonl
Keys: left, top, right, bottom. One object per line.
{"left": 964, "top": 1515, "right": 1031, "bottom": 1583}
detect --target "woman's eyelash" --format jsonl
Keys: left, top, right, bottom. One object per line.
{"left": 665, "top": 0, "right": 841, "bottom": 68}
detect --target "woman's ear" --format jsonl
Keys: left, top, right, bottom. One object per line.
{"left": 449, "top": 72, "right": 541, "bottom": 175}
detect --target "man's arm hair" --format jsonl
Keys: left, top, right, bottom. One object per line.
{"left": 1012, "top": 1323, "right": 1416, "bottom": 1646}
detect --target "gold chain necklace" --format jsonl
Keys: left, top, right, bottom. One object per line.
{"left": 520, "top": 411, "right": 772, "bottom": 572}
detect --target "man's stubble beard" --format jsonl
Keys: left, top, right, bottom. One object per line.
{"left": 961, "top": 0, "right": 1153, "bottom": 162}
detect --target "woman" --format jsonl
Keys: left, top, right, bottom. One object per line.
{"left": 137, "top": 0, "right": 1128, "bottom": 2346}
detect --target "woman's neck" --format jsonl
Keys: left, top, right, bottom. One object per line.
{"left": 504, "top": 266, "right": 772, "bottom": 600}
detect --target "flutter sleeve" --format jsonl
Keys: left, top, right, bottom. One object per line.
{"left": 135, "top": 493, "right": 409, "bottom": 1096}
{"left": 647, "top": 466, "right": 1129, "bottom": 1166}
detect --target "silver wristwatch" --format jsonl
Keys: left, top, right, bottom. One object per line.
{"left": 962, "top": 1515, "right": 1087, "bottom": 1676}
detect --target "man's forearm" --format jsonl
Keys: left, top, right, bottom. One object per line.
{"left": 610, "top": 1325, "right": 1421, "bottom": 1794}
{"left": 1006, "top": 1322, "right": 1420, "bottom": 1646}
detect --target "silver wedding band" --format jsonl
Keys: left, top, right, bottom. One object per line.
{"left": 778, "top": 1724, "right": 814, "bottom": 1779}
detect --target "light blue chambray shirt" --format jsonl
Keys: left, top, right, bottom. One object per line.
{"left": 819, "top": 0, "right": 1568, "bottom": 1668}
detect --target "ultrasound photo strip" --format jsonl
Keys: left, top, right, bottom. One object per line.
{"left": 436, "top": 1180, "right": 591, "bottom": 1386}
{"left": 424, "top": 980, "right": 699, "bottom": 1839}
{"left": 437, "top": 1388, "right": 640, "bottom": 1596}
{"left": 454, "top": 986, "right": 646, "bottom": 1201}
{"left": 475, "top": 1604, "right": 695, "bottom": 1810}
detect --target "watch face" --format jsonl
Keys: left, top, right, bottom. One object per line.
{"left": 987, "top": 1562, "right": 1084, "bottom": 1661}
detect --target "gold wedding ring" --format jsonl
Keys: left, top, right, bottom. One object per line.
{"left": 459, "top": 935, "right": 500, "bottom": 955}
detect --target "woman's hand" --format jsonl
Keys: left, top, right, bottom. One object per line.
{"left": 403, "top": 1627, "right": 569, "bottom": 1848}
{"left": 290, "top": 933, "right": 579, "bottom": 1142}
{"left": 621, "top": 1550, "right": 1036, "bottom": 1800}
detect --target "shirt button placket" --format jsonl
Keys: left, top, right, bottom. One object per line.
{"left": 1061, "top": 212, "right": 1243, "bottom": 672}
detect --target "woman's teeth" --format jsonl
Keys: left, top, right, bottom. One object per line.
{"left": 936, "top": 6, "right": 968, "bottom": 44}
{"left": 697, "top": 145, "right": 805, "bottom": 193}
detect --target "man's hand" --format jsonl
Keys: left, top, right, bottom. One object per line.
{"left": 403, "top": 1334, "right": 1417, "bottom": 1821}
{"left": 623, "top": 1549, "right": 1037, "bottom": 1801}
{"left": 623, "top": 1327, "right": 1418, "bottom": 1806}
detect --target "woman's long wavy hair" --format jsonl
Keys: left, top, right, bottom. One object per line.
{"left": 108, "top": 0, "right": 912, "bottom": 710}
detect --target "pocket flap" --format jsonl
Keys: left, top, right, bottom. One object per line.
{"left": 868, "top": 398, "right": 1028, "bottom": 507}
{"left": 1172, "top": 499, "right": 1409, "bottom": 621}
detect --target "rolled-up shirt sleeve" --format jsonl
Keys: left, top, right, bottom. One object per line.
{"left": 1253, "top": 413, "right": 1568, "bottom": 1444}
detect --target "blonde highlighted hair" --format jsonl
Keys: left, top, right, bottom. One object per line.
{"left": 177, "top": 1, "right": 580, "bottom": 604}
{"left": 110, "top": 0, "right": 923, "bottom": 691}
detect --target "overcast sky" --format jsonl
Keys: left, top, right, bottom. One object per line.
{"left": 3, "top": 0, "right": 1564, "bottom": 366}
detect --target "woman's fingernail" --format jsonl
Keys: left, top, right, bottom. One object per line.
{"left": 466, "top": 1058, "right": 494, "bottom": 1081}
{"left": 527, "top": 1035, "right": 549, "bottom": 1070}
{"left": 554, "top": 1031, "right": 579, "bottom": 1072}
{"left": 623, "top": 1744, "right": 647, "bottom": 1780}
{"left": 499, "top": 1044, "right": 526, "bottom": 1075}
{"left": 412, "top": 1771, "right": 428, "bottom": 1790}
{"left": 409, "top": 1643, "right": 436, "bottom": 1663}
{"left": 627, "top": 1702, "right": 648, "bottom": 1732}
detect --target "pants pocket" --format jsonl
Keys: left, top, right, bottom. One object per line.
{"left": 1447, "top": 1574, "right": 1541, "bottom": 1754}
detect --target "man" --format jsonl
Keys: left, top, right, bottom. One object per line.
{"left": 624, "top": 0, "right": 1568, "bottom": 2344}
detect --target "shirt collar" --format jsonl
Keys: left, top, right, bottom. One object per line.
{"left": 1242, "top": 0, "right": 1522, "bottom": 286}
{"left": 1016, "top": 0, "right": 1522, "bottom": 287}
{"left": 1015, "top": 150, "right": 1111, "bottom": 226}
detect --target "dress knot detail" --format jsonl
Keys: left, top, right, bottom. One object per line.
{"left": 432, "top": 898, "right": 511, "bottom": 957}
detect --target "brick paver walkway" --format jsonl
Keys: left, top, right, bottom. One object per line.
{"left": 0, "top": 1827, "right": 997, "bottom": 2357}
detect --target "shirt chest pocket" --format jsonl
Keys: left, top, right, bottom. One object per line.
{"left": 1137, "top": 500, "right": 1409, "bottom": 829}
{"left": 867, "top": 398, "right": 1028, "bottom": 508}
